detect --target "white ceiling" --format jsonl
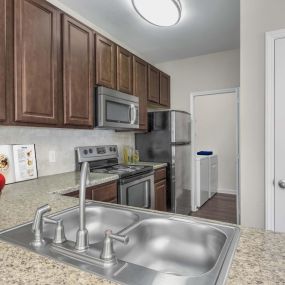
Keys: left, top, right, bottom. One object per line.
{"left": 58, "top": 0, "right": 240, "bottom": 64}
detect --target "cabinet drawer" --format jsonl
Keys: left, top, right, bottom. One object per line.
{"left": 90, "top": 181, "right": 117, "bottom": 202}
{"left": 154, "top": 167, "right": 166, "bottom": 182}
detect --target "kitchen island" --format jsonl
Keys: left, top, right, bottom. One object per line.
{"left": 0, "top": 172, "right": 284, "bottom": 285}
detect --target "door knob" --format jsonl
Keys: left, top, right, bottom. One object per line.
{"left": 278, "top": 180, "right": 285, "bottom": 189}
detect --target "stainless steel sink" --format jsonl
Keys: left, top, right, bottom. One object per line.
{"left": 114, "top": 218, "right": 227, "bottom": 277}
{"left": 43, "top": 205, "right": 139, "bottom": 244}
{"left": 0, "top": 202, "right": 240, "bottom": 285}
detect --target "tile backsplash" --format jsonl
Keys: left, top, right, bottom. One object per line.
{"left": 0, "top": 126, "right": 134, "bottom": 177}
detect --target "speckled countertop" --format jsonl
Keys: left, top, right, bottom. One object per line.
{"left": 0, "top": 172, "right": 284, "bottom": 285}
{"left": 130, "top": 162, "right": 168, "bottom": 170}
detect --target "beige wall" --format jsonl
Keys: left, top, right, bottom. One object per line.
{"left": 195, "top": 93, "right": 237, "bottom": 194}
{"left": 240, "top": 0, "right": 285, "bottom": 229}
{"left": 156, "top": 49, "right": 240, "bottom": 112}
{"left": 0, "top": 126, "right": 134, "bottom": 177}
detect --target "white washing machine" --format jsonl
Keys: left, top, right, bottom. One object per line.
{"left": 195, "top": 154, "right": 218, "bottom": 207}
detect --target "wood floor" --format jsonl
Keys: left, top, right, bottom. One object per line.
{"left": 191, "top": 193, "right": 237, "bottom": 224}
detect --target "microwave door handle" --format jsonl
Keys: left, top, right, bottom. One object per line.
{"left": 130, "top": 105, "right": 136, "bottom": 124}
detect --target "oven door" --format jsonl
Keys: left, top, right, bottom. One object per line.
{"left": 118, "top": 173, "right": 155, "bottom": 209}
{"left": 97, "top": 93, "right": 139, "bottom": 129}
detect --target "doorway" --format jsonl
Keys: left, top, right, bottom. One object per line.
{"left": 190, "top": 88, "right": 240, "bottom": 224}
{"left": 265, "top": 29, "right": 285, "bottom": 233}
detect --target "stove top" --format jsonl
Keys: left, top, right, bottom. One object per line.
{"left": 75, "top": 145, "right": 153, "bottom": 179}
{"left": 91, "top": 164, "right": 153, "bottom": 178}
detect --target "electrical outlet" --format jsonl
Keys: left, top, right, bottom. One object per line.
{"left": 49, "top": 151, "right": 56, "bottom": 163}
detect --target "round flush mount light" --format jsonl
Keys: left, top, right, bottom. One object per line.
{"left": 132, "top": 0, "right": 182, "bottom": 27}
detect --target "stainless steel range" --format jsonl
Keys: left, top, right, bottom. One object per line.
{"left": 75, "top": 145, "right": 154, "bottom": 209}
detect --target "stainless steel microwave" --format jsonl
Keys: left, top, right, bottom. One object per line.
{"left": 95, "top": 87, "right": 139, "bottom": 130}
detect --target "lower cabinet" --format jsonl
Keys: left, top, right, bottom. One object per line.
{"left": 64, "top": 181, "right": 117, "bottom": 203}
{"left": 154, "top": 167, "right": 167, "bottom": 212}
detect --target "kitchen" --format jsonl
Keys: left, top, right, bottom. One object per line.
{"left": 0, "top": 0, "right": 285, "bottom": 284}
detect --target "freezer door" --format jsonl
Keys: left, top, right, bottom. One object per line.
{"left": 171, "top": 111, "right": 191, "bottom": 144}
{"left": 173, "top": 144, "right": 191, "bottom": 214}
{"left": 135, "top": 111, "right": 172, "bottom": 163}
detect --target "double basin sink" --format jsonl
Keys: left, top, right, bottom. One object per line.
{"left": 0, "top": 202, "right": 240, "bottom": 285}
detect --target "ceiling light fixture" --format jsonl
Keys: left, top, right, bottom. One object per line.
{"left": 132, "top": 0, "right": 182, "bottom": 27}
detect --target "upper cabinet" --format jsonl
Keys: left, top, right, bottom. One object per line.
{"left": 148, "top": 65, "right": 160, "bottom": 104}
{"left": 117, "top": 46, "right": 133, "bottom": 94}
{"left": 133, "top": 56, "right": 148, "bottom": 130}
{"left": 148, "top": 65, "right": 171, "bottom": 108}
{"left": 159, "top": 72, "right": 170, "bottom": 108}
{"left": 0, "top": 0, "right": 171, "bottom": 129}
{"left": 62, "top": 15, "right": 94, "bottom": 127}
{"left": 96, "top": 34, "right": 117, "bottom": 90}
{"left": 14, "top": 0, "right": 60, "bottom": 125}
{"left": 0, "top": 0, "right": 6, "bottom": 122}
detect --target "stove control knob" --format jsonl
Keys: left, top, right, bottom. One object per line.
{"left": 83, "top": 149, "right": 88, "bottom": 155}
{"left": 109, "top": 147, "right": 113, "bottom": 152}
{"left": 89, "top": 148, "right": 93, "bottom": 154}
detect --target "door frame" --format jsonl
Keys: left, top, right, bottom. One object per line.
{"left": 265, "top": 29, "right": 285, "bottom": 231}
{"left": 190, "top": 88, "right": 240, "bottom": 224}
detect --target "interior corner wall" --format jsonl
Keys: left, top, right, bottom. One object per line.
{"left": 240, "top": 0, "right": 285, "bottom": 229}
{"left": 156, "top": 49, "right": 240, "bottom": 112}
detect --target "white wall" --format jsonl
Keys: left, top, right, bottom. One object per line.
{"left": 195, "top": 93, "right": 237, "bottom": 194}
{"left": 240, "top": 0, "right": 285, "bottom": 229}
{"left": 0, "top": 126, "right": 134, "bottom": 177}
{"left": 156, "top": 49, "right": 240, "bottom": 112}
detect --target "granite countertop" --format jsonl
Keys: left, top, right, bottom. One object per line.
{"left": 130, "top": 161, "right": 168, "bottom": 170}
{"left": 0, "top": 172, "right": 284, "bottom": 285}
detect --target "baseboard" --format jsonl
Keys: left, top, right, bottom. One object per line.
{"left": 217, "top": 188, "right": 236, "bottom": 195}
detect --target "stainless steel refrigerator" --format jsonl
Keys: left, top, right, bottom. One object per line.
{"left": 135, "top": 110, "right": 191, "bottom": 214}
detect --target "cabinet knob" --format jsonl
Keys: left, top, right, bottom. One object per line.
{"left": 278, "top": 180, "right": 285, "bottom": 189}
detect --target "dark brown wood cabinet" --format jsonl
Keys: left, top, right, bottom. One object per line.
{"left": 64, "top": 181, "right": 117, "bottom": 203}
{"left": 155, "top": 179, "right": 167, "bottom": 212}
{"left": 148, "top": 65, "right": 160, "bottom": 104}
{"left": 159, "top": 72, "right": 170, "bottom": 108}
{"left": 117, "top": 46, "right": 133, "bottom": 94}
{"left": 133, "top": 56, "right": 148, "bottom": 130}
{"left": 0, "top": 0, "right": 6, "bottom": 122}
{"left": 96, "top": 34, "right": 117, "bottom": 89}
{"left": 14, "top": 0, "right": 60, "bottom": 125}
{"left": 63, "top": 15, "right": 94, "bottom": 127}
{"left": 154, "top": 167, "right": 167, "bottom": 212}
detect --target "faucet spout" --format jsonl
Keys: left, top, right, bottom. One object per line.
{"left": 75, "top": 161, "right": 90, "bottom": 251}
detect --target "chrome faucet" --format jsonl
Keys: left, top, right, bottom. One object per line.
{"left": 31, "top": 204, "right": 51, "bottom": 247}
{"left": 31, "top": 204, "right": 66, "bottom": 247}
{"left": 100, "top": 229, "right": 129, "bottom": 265}
{"left": 75, "top": 161, "right": 90, "bottom": 251}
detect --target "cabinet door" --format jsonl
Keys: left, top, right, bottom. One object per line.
{"left": 160, "top": 71, "right": 170, "bottom": 108}
{"left": 14, "top": 0, "right": 60, "bottom": 124}
{"left": 63, "top": 15, "right": 94, "bottom": 127}
{"left": 133, "top": 56, "right": 148, "bottom": 130}
{"left": 148, "top": 65, "right": 160, "bottom": 104}
{"left": 155, "top": 180, "right": 167, "bottom": 212}
{"left": 0, "top": 0, "right": 6, "bottom": 122}
{"left": 90, "top": 181, "right": 117, "bottom": 203}
{"left": 117, "top": 46, "right": 133, "bottom": 94}
{"left": 96, "top": 34, "right": 116, "bottom": 89}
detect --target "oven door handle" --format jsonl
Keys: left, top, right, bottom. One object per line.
{"left": 144, "top": 185, "right": 150, "bottom": 208}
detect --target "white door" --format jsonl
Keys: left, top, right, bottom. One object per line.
{"left": 274, "top": 37, "right": 285, "bottom": 232}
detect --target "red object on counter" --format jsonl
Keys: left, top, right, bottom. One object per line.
{"left": 0, "top": 173, "right": 5, "bottom": 193}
